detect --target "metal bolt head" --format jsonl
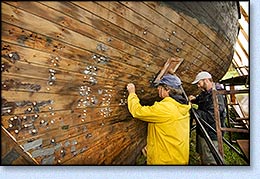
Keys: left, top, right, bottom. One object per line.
{"left": 31, "top": 129, "right": 37, "bottom": 134}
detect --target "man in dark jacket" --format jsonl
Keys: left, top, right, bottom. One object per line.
{"left": 189, "top": 71, "right": 226, "bottom": 165}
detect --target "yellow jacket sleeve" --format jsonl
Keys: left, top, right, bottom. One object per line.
{"left": 127, "top": 93, "right": 171, "bottom": 123}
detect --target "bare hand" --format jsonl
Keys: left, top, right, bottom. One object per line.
{"left": 127, "top": 83, "right": 135, "bottom": 94}
{"left": 188, "top": 95, "right": 196, "bottom": 102}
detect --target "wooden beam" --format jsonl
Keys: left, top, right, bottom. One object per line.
{"left": 216, "top": 89, "right": 248, "bottom": 95}
{"left": 239, "top": 22, "right": 248, "bottom": 41}
{"left": 1, "top": 126, "right": 38, "bottom": 165}
{"left": 240, "top": 5, "right": 248, "bottom": 23}
{"left": 237, "top": 139, "right": 249, "bottom": 159}
{"left": 221, "top": 127, "right": 249, "bottom": 133}
{"left": 212, "top": 85, "right": 224, "bottom": 157}
{"left": 237, "top": 38, "right": 249, "bottom": 59}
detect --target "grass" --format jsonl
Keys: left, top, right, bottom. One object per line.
{"left": 189, "top": 129, "right": 248, "bottom": 165}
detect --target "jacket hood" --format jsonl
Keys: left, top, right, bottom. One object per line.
{"left": 166, "top": 97, "right": 191, "bottom": 116}
{"left": 170, "top": 94, "right": 188, "bottom": 105}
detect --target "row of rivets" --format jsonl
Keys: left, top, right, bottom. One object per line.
{"left": 50, "top": 56, "right": 60, "bottom": 67}
{"left": 92, "top": 54, "right": 109, "bottom": 64}
{"left": 84, "top": 65, "right": 97, "bottom": 76}
{"left": 47, "top": 69, "right": 56, "bottom": 86}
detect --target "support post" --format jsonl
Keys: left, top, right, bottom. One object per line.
{"left": 212, "top": 83, "right": 224, "bottom": 157}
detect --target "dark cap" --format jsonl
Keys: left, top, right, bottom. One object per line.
{"left": 158, "top": 74, "right": 182, "bottom": 89}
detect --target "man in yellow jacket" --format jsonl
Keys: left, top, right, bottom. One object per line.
{"left": 127, "top": 74, "right": 191, "bottom": 165}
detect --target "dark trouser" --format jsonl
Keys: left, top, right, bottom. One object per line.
{"left": 197, "top": 135, "right": 219, "bottom": 165}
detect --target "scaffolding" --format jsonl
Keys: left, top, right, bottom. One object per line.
{"left": 216, "top": 75, "right": 249, "bottom": 162}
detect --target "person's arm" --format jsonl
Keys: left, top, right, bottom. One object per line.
{"left": 188, "top": 95, "right": 198, "bottom": 104}
{"left": 126, "top": 83, "right": 170, "bottom": 123}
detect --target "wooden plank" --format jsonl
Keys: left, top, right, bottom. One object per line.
{"left": 25, "top": 118, "right": 145, "bottom": 164}
{"left": 2, "top": 74, "right": 80, "bottom": 95}
{"left": 73, "top": 2, "right": 211, "bottom": 78}
{"left": 111, "top": 130, "right": 146, "bottom": 164}
{"left": 1, "top": 105, "right": 131, "bottom": 143}
{"left": 197, "top": 2, "right": 230, "bottom": 41}
{"left": 1, "top": 126, "right": 38, "bottom": 165}
{"left": 63, "top": 120, "right": 146, "bottom": 164}
{"left": 239, "top": 23, "right": 249, "bottom": 41}
{"left": 111, "top": 1, "right": 227, "bottom": 79}
{"left": 5, "top": 1, "right": 162, "bottom": 69}
{"left": 37, "top": 1, "right": 168, "bottom": 68}
{"left": 1, "top": 40, "right": 154, "bottom": 83}
{"left": 99, "top": 1, "right": 222, "bottom": 67}
{"left": 240, "top": 5, "right": 249, "bottom": 23}
{"left": 146, "top": 1, "right": 231, "bottom": 59}
{"left": 2, "top": 86, "right": 151, "bottom": 115}
{"left": 162, "top": 2, "right": 233, "bottom": 50}
{"left": 2, "top": 102, "right": 146, "bottom": 165}
{"left": 2, "top": 3, "right": 159, "bottom": 74}
{"left": 221, "top": 127, "right": 249, "bottom": 133}
{"left": 142, "top": 2, "right": 230, "bottom": 60}
{"left": 72, "top": 1, "right": 171, "bottom": 54}
{"left": 237, "top": 38, "right": 249, "bottom": 59}
{"left": 1, "top": 57, "right": 140, "bottom": 95}
{"left": 237, "top": 139, "right": 249, "bottom": 159}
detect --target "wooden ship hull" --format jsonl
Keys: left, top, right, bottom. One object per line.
{"left": 1, "top": 1, "right": 239, "bottom": 165}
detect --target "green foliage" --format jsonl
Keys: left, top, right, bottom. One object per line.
{"left": 189, "top": 129, "right": 249, "bottom": 165}
{"left": 135, "top": 152, "right": 147, "bottom": 165}
{"left": 189, "top": 130, "right": 200, "bottom": 165}
{"left": 221, "top": 64, "right": 240, "bottom": 81}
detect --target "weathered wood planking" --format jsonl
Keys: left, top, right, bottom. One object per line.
{"left": 63, "top": 121, "right": 146, "bottom": 164}
{"left": 1, "top": 40, "right": 153, "bottom": 85}
{"left": 117, "top": 2, "right": 224, "bottom": 63}
{"left": 1, "top": 1, "right": 239, "bottom": 165}
{"left": 1, "top": 127, "right": 38, "bottom": 165}
{"left": 163, "top": 1, "right": 238, "bottom": 49}
{"left": 2, "top": 105, "right": 132, "bottom": 144}
{"left": 144, "top": 2, "right": 231, "bottom": 60}
{"left": 143, "top": 1, "right": 235, "bottom": 80}
{"left": 5, "top": 1, "right": 160, "bottom": 67}
{"left": 77, "top": 2, "right": 216, "bottom": 75}
{"left": 2, "top": 3, "right": 160, "bottom": 74}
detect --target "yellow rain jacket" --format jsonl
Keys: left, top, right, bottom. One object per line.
{"left": 128, "top": 93, "right": 191, "bottom": 165}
